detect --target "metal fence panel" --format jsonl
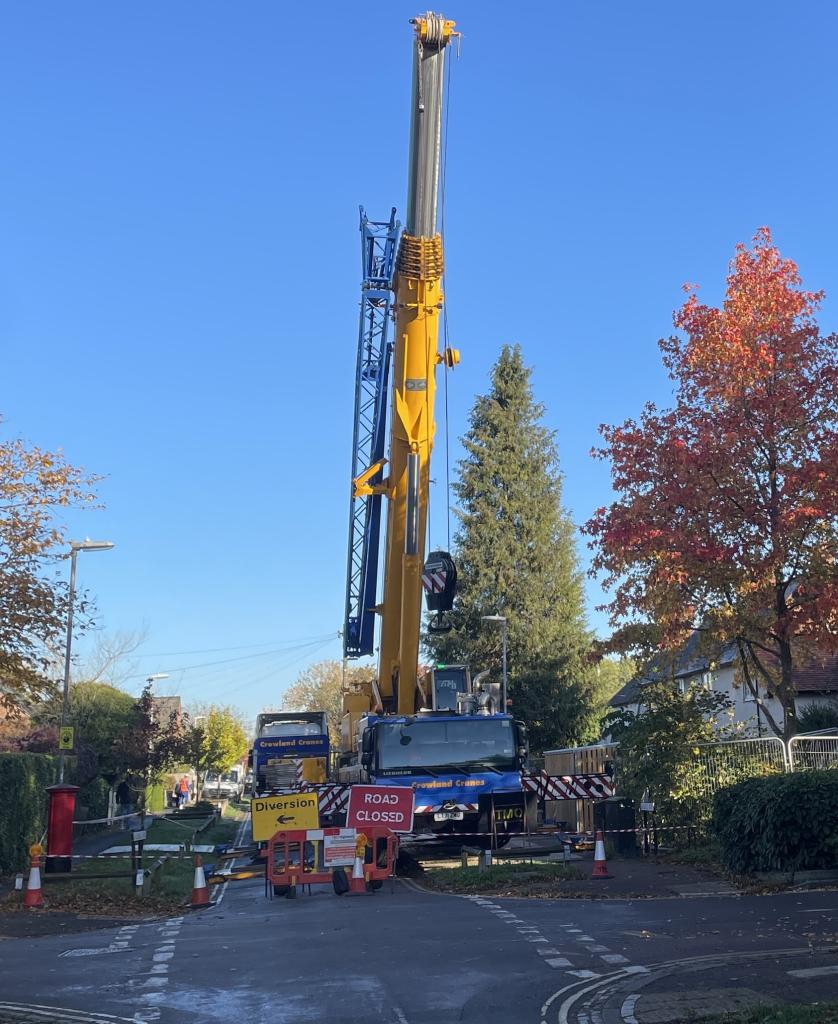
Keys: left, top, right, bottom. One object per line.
{"left": 789, "top": 736, "right": 838, "bottom": 772}
{"left": 693, "top": 737, "right": 788, "bottom": 815}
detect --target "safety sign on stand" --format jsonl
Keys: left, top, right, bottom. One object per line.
{"left": 346, "top": 785, "right": 414, "bottom": 833}
{"left": 58, "top": 726, "right": 75, "bottom": 751}
{"left": 322, "top": 829, "right": 357, "bottom": 867}
{"left": 251, "top": 793, "right": 319, "bottom": 842}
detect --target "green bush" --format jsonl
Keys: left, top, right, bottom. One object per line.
{"left": 0, "top": 752, "right": 57, "bottom": 873}
{"left": 76, "top": 776, "right": 110, "bottom": 821}
{"left": 713, "top": 770, "right": 838, "bottom": 874}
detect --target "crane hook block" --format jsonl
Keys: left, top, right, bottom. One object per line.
{"left": 423, "top": 550, "right": 457, "bottom": 634}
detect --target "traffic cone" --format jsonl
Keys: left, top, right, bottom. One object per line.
{"left": 591, "top": 830, "right": 612, "bottom": 880}
{"left": 349, "top": 852, "right": 366, "bottom": 894}
{"left": 191, "top": 854, "right": 210, "bottom": 908}
{"left": 23, "top": 845, "right": 44, "bottom": 909}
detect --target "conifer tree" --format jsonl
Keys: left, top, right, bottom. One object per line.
{"left": 426, "top": 345, "right": 593, "bottom": 752}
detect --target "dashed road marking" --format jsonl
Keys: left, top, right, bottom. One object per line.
{"left": 600, "top": 953, "right": 630, "bottom": 965}
{"left": 568, "top": 969, "right": 601, "bottom": 979}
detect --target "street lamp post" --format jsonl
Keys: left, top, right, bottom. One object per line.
{"left": 481, "top": 615, "right": 508, "bottom": 713}
{"left": 58, "top": 539, "right": 114, "bottom": 784}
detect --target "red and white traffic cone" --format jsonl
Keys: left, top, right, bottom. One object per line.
{"left": 23, "top": 845, "right": 44, "bottom": 909}
{"left": 591, "top": 830, "right": 612, "bottom": 880}
{"left": 349, "top": 851, "right": 366, "bottom": 894}
{"left": 191, "top": 854, "right": 210, "bottom": 908}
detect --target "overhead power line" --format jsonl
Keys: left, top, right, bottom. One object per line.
{"left": 125, "top": 633, "right": 338, "bottom": 679}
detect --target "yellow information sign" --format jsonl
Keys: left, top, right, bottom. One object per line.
{"left": 251, "top": 793, "right": 319, "bottom": 841}
{"left": 58, "top": 726, "right": 75, "bottom": 751}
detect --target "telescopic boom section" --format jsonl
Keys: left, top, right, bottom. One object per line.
{"left": 378, "top": 13, "right": 458, "bottom": 714}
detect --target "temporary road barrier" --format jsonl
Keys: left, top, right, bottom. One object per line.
{"left": 265, "top": 825, "right": 398, "bottom": 899}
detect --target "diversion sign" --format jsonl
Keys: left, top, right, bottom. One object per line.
{"left": 253, "top": 735, "right": 329, "bottom": 759}
{"left": 251, "top": 793, "right": 320, "bottom": 841}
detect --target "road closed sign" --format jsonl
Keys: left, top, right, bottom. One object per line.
{"left": 250, "top": 793, "right": 319, "bottom": 842}
{"left": 346, "top": 785, "right": 414, "bottom": 833}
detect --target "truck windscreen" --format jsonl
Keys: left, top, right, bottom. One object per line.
{"left": 376, "top": 718, "right": 516, "bottom": 771}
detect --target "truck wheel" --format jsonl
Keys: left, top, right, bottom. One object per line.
{"left": 273, "top": 884, "right": 289, "bottom": 896}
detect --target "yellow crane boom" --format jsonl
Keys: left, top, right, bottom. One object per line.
{"left": 377, "top": 13, "right": 458, "bottom": 713}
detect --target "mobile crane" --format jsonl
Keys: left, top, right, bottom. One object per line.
{"left": 340, "top": 13, "right": 534, "bottom": 844}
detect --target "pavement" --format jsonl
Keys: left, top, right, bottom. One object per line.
{"left": 0, "top": 817, "right": 837, "bottom": 1023}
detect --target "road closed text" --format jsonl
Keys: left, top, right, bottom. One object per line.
{"left": 346, "top": 785, "right": 414, "bottom": 833}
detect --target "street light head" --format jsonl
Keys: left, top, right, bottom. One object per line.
{"left": 146, "top": 673, "right": 169, "bottom": 683}
{"left": 71, "top": 539, "right": 115, "bottom": 553}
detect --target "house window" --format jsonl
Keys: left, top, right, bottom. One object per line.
{"left": 677, "top": 679, "right": 687, "bottom": 695}
{"left": 701, "top": 671, "right": 715, "bottom": 690}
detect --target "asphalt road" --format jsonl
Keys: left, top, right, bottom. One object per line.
{"left": 1, "top": 833, "right": 837, "bottom": 1023}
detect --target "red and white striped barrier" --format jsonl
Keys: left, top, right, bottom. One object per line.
{"left": 521, "top": 771, "right": 615, "bottom": 802}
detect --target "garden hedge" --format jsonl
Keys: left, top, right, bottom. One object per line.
{"left": 713, "top": 769, "right": 838, "bottom": 874}
{"left": 0, "top": 752, "right": 57, "bottom": 873}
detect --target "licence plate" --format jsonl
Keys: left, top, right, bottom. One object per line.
{"left": 433, "top": 810, "right": 464, "bottom": 821}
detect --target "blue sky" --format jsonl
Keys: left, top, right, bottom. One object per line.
{"left": 3, "top": 2, "right": 837, "bottom": 723}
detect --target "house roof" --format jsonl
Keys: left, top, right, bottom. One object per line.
{"left": 609, "top": 633, "right": 736, "bottom": 708}
{"left": 792, "top": 655, "right": 838, "bottom": 693}
{"left": 610, "top": 640, "right": 838, "bottom": 707}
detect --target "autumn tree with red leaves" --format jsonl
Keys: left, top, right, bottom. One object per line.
{"left": 584, "top": 229, "right": 838, "bottom": 740}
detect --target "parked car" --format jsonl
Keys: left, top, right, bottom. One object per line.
{"left": 202, "top": 770, "right": 243, "bottom": 801}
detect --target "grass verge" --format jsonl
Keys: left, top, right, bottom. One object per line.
{"left": 423, "top": 861, "right": 584, "bottom": 897}
{"left": 0, "top": 803, "right": 248, "bottom": 917}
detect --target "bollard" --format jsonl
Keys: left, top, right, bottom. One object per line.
{"left": 461, "top": 849, "right": 469, "bottom": 869}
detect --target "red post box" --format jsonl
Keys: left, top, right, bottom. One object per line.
{"left": 46, "top": 784, "right": 79, "bottom": 873}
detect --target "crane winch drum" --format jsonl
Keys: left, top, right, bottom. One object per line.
{"left": 422, "top": 549, "right": 457, "bottom": 633}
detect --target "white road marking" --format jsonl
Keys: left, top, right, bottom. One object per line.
{"left": 538, "top": 948, "right": 564, "bottom": 957}
{"left": 393, "top": 1007, "right": 409, "bottom": 1024}
{"left": 788, "top": 965, "right": 838, "bottom": 978}
{"left": 567, "top": 970, "right": 601, "bottom": 979}
{"left": 620, "top": 994, "right": 640, "bottom": 1024}
{"left": 601, "top": 954, "right": 630, "bottom": 965}
{"left": 212, "top": 810, "right": 251, "bottom": 907}
{"left": 546, "top": 957, "right": 573, "bottom": 968}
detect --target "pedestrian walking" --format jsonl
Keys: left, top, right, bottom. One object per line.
{"left": 178, "top": 775, "right": 189, "bottom": 808}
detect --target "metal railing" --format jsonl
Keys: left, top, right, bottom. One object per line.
{"left": 788, "top": 735, "right": 838, "bottom": 771}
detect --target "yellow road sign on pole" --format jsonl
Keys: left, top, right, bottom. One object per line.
{"left": 251, "top": 793, "right": 319, "bottom": 841}
{"left": 58, "top": 727, "right": 75, "bottom": 751}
